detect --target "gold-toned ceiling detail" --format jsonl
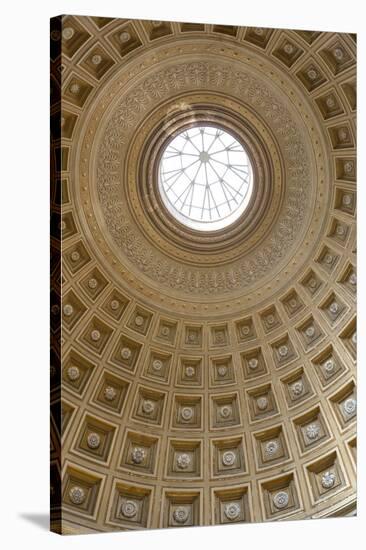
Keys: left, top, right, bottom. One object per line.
{"left": 50, "top": 15, "right": 357, "bottom": 534}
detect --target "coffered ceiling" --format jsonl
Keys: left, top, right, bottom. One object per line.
{"left": 50, "top": 15, "right": 356, "bottom": 534}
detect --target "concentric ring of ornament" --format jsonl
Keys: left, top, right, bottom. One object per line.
{"left": 79, "top": 40, "right": 328, "bottom": 310}
{"left": 158, "top": 125, "right": 253, "bottom": 231}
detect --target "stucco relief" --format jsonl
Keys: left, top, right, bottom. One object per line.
{"left": 93, "top": 56, "right": 319, "bottom": 296}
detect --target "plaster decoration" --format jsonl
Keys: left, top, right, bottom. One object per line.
{"left": 305, "top": 326, "right": 315, "bottom": 338}
{"left": 324, "top": 359, "right": 335, "bottom": 375}
{"left": 218, "top": 365, "right": 228, "bottom": 377}
{"left": 224, "top": 502, "right": 241, "bottom": 521}
{"left": 188, "top": 332, "right": 198, "bottom": 344}
{"left": 220, "top": 405, "right": 232, "bottom": 419}
{"left": 70, "top": 83, "right": 80, "bottom": 95}
{"left": 62, "top": 27, "right": 75, "bottom": 40}
{"left": 306, "top": 423, "right": 320, "bottom": 440}
{"left": 87, "top": 432, "right": 101, "bottom": 449}
{"left": 69, "top": 486, "right": 86, "bottom": 505}
{"left": 349, "top": 273, "right": 357, "bottom": 285}
{"left": 67, "top": 366, "right": 80, "bottom": 381}
{"left": 142, "top": 400, "right": 155, "bottom": 415}
{"left": 71, "top": 251, "right": 80, "bottom": 262}
{"left": 342, "top": 194, "right": 352, "bottom": 207}
{"left": 343, "top": 398, "right": 356, "bottom": 415}
{"left": 307, "top": 68, "right": 318, "bottom": 80}
{"left": 291, "top": 381, "right": 304, "bottom": 396}
{"left": 135, "top": 315, "right": 144, "bottom": 327}
{"left": 248, "top": 358, "right": 258, "bottom": 370}
{"left": 344, "top": 161, "right": 354, "bottom": 174}
{"left": 121, "top": 500, "right": 138, "bottom": 519}
{"left": 222, "top": 450, "right": 236, "bottom": 466}
{"left": 121, "top": 347, "right": 132, "bottom": 360}
{"left": 92, "top": 54, "right": 102, "bottom": 65}
{"left": 104, "top": 386, "right": 117, "bottom": 401}
{"left": 181, "top": 407, "right": 194, "bottom": 421}
{"left": 265, "top": 440, "right": 279, "bottom": 456}
{"left": 279, "top": 345, "right": 289, "bottom": 357}
{"left": 110, "top": 299, "right": 120, "bottom": 310}
{"left": 338, "top": 128, "right": 349, "bottom": 142}
{"left": 321, "top": 471, "right": 336, "bottom": 489}
{"left": 131, "top": 447, "right": 146, "bottom": 464}
{"left": 185, "top": 366, "right": 195, "bottom": 377}
{"left": 333, "top": 47, "right": 344, "bottom": 61}
{"left": 120, "top": 31, "right": 130, "bottom": 42}
{"left": 88, "top": 278, "right": 98, "bottom": 289}
{"left": 257, "top": 396, "right": 269, "bottom": 410}
{"left": 152, "top": 359, "right": 163, "bottom": 371}
{"left": 177, "top": 453, "right": 191, "bottom": 469}
{"left": 215, "top": 331, "right": 225, "bottom": 344}
{"left": 284, "top": 43, "right": 295, "bottom": 55}
{"left": 63, "top": 304, "right": 74, "bottom": 317}
{"left": 273, "top": 491, "right": 289, "bottom": 510}
{"left": 173, "top": 506, "right": 189, "bottom": 524}
{"left": 309, "top": 277, "right": 318, "bottom": 289}
{"left": 90, "top": 330, "right": 101, "bottom": 342}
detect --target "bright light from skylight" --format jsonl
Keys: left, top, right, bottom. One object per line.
{"left": 158, "top": 125, "right": 253, "bottom": 231}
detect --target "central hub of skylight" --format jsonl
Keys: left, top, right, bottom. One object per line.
{"left": 199, "top": 151, "right": 210, "bottom": 163}
{"left": 158, "top": 125, "right": 253, "bottom": 231}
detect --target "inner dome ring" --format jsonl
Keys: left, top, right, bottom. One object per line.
{"left": 131, "top": 96, "right": 281, "bottom": 259}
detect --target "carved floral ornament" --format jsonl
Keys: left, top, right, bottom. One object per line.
{"left": 87, "top": 432, "right": 101, "bottom": 449}
{"left": 224, "top": 502, "right": 241, "bottom": 520}
{"left": 121, "top": 500, "right": 138, "bottom": 519}
{"left": 273, "top": 491, "right": 289, "bottom": 510}
{"left": 69, "top": 486, "right": 86, "bottom": 505}
{"left": 177, "top": 453, "right": 191, "bottom": 469}
{"left": 222, "top": 450, "right": 236, "bottom": 466}
{"left": 173, "top": 506, "right": 189, "bottom": 524}
{"left": 75, "top": 40, "right": 329, "bottom": 313}
{"left": 104, "top": 386, "right": 117, "bottom": 401}
{"left": 131, "top": 447, "right": 145, "bottom": 464}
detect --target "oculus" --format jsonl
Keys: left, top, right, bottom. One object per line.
{"left": 158, "top": 125, "right": 253, "bottom": 231}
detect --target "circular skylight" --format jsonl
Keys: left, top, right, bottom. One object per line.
{"left": 158, "top": 125, "right": 253, "bottom": 231}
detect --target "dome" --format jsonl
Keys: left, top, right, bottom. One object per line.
{"left": 50, "top": 15, "right": 357, "bottom": 534}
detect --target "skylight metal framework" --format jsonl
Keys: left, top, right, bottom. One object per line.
{"left": 158, "top": 126, "right": 253, "bottom": 231}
